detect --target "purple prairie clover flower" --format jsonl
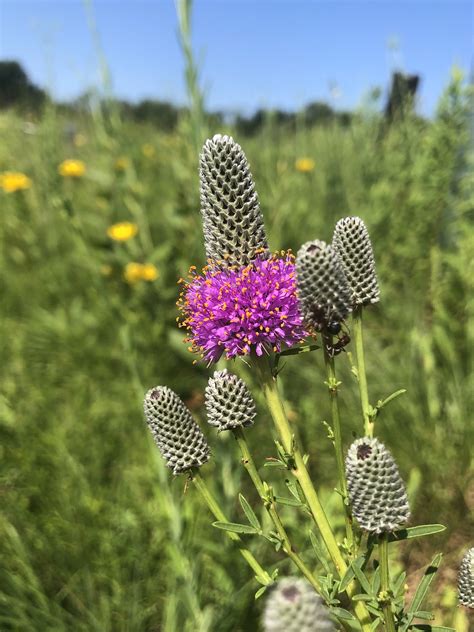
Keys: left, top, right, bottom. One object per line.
{"left": 177, "top": 252, "right": 308, "bottom": 364}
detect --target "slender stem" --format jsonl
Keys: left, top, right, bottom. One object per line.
{"left": 233, "top": 427, "right": 322, "bottom": 593}
{"left": 323, "top": 339, "right": 354, "bottom": 551}
{"left": 379, "top": 534, "right": 396, "bottom": 632}
{"left": 191, "top": 469, "right": 273, "bottom": 586}
{"left": 253, "top": 356, "right": 372, "bottom": 631}
{"left": 352, "top": 306, "right": 373, "bottom": 437}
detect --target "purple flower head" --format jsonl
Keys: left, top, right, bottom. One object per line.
{"left": 178, "top": 253, "right": 308, "bottom": 364}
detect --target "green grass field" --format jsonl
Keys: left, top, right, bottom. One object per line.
{"left": 1, "top": 72, "right": 472, "bottom": 631}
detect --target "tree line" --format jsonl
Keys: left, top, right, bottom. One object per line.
{"left": 0, "top": 60, "right": 419, "bottom": 133}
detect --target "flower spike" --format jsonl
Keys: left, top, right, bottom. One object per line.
{"left": 345, "top": 437, "right": 410, "bottom": 533}
{"left": 143, "top": 386, "right": 210, "bottom": 475}
{"left": 263, "top": 577, "right": 335, "bottom": 632}
{"left": 332, "top": 216, "right": 380, "bottom": 306}
{"left": 296, "top": 239, "right": 352, "bottom": 331}
{"left": 205, "top": 369, "right": 256, "bottom": 431}
{"left": 200, "top": 134, "right": 270, "bottom": 267}
{"left": 458, "top": 547, "right": 474, "bottom": 608}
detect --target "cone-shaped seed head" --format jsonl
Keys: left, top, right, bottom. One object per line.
{"left": 458, "top": 547, "right": 474, "bottom": 608}
{"left": 199, "top": 134, "right": 270, "bottom": 267}
{"left": 143, "top": 386, "right": 210, "bottom": 475}
{"left": 263, "top": 577, "right": 335, "bottom": 632}
{"left": 346, "top": 437, "right": 410, "bottom": 533}
{"left": 332, "top": 216, "right": 380, "bottom": 307}
{"left": 205, "top": 369, "right": 256, "bottom": 431}
{"left": 296, "top": 239, "right": 352, "bottom": 331}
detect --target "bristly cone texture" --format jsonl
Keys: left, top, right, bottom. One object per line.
{"left": 296, "top": 239, "right": 352, "bottom": 331}
{"left": 332, "top": 216, "right": 380, "bottom": 307}
{"left": 263, "top": 578, "right": 335, "bottom": 632}
{"left": 200, "top": 134, "right": 270, "bottom": 267}
{"left": 205, "top": 369, "right": 256, "bottom": 431}
{"left": 346, "top": 437, "right": 410, "bottom": 533}
{"left": 458, "top": 547, "right": 474, "bottom": 608}
{"left": 143, "top": 386, "right": 210, "bottom": 475}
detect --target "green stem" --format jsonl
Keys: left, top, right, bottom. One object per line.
{"left": 323, "top": 339, "right": 354, "bottom": 552}
{"left": 352, "top": 306, "right": 373, "bottom": 437}
{"left": 379, "top": 534, "right": 396, "bottom": 632}
{"left": 191, "top": 469, "right": 273, "bottom": 586}
{"left": 232, "top": 427, "right": 322, "bottom": 593}
{"left": 253, "top": 356, "right": 372, "bottom": 631}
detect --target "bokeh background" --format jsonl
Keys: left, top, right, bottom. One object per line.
{"left": 0, "top": 1, "right": 472, "bottom": 630}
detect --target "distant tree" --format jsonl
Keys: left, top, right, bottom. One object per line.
{"left": 303, "top": 101, "right": 334, "bottom": 125}
{"left": 385, "top": 72, "right": 420, "bottom": 121}
{"left": 132, "top": 100, "right": 181, "bottom": 130}
{"left": 336, "top": 111, "right": 353, "bottom": 127}
{"left": 235, "top": 108, "right": 297, "bottom": 136}
{"left": 0, "top": 61, "right": 46, "bottom": 110}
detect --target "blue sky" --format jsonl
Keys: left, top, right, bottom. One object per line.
{"left": 0, "top": 1, "right": 472, "bottom": 115}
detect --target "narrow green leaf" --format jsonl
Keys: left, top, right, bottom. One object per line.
{"left": 352, "top": 594, "right": 374, "bottom": 601}
{"left": 254, "top": 586, "right": 267, "bottom": 600}
{"left": 366, "top": 604, "right": 383, "bottom": 616}
{"left": 329, "top": 607, "right": 356, "bottom": 621}
{"left": 352, "top": 562, "right": 373, "bottom": 596}
{"left": 338, "top": 565, "right": 355, "bottom": 593}
{"left": 409, "top": 553, "right": 442, "bottom": 612}
{"left": 376, "top": 388, "right": 407, "bottom": 411}
{"left": 274, "top": 495, "right": 303, "bottom": 507}
{"left": 402, "top": 553, "right": 443, "bottom": 631}
{"left": 371, "top": 565, "right": 381, "bottom": 595}
{"left": 295, "top": 480, "right": 307, "bottom": 504}
{"left": 277, "top": 343, "right": 319, "bottom": 357}
{"left": 255, "top": 573, "right": 272, "bottom": 586}
{"left": 370, "top": 618, "right": 381, "bottom": 632}
{"left": 411, "top": 611, "right": 434, "bottom": 620}
{"left": 239, "top": 493, "right": 261, "bottom": 531}
{"left": 309, "top": 530, "right": 331, "bottom": 574}
{"left": 285, "top": 479, "right": 301, "bottom": 502}
{"left": 339, "top": 553, "right": 366, "bottom": 593}
{"left": 389, "top": 524, "right": 446, "bottom": 542}
{"left": 393, "top": 571, "right": 407, "bottom": 598}
{"left": 212, "top": 521, "right": 258, "bottom": 535}
{"left": 263, "top": 460, "right": 286, "bottom": 468}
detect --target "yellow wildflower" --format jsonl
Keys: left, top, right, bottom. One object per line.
{"left": 58, "top": 159, "right": 86, "bottom": 177}
{"left": 114, "top": 157, "right": 130, "bottom": 171}
{"left": 295, "top": 158, "right": 315, "bottom": 173}
{"left": 124, "top": 263, "right": 143, "bottom": 284}
{"left": 142, "top": 143, "right": 156, "bottom": 158}
{"left": 107, "top": 221, "right": 138, "bottom": 242}
{"left": 124, "top": 262, "right": 158, "bottom": 284}
{"left": 0, "top": 171, "right": 32, "bottom": 193}
{"left": 141, "top": 263, "right": 159, "bottom": 281}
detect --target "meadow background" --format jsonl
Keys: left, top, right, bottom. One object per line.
{"left": 1, "top": 1, "right": 473, "bottom": 631}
